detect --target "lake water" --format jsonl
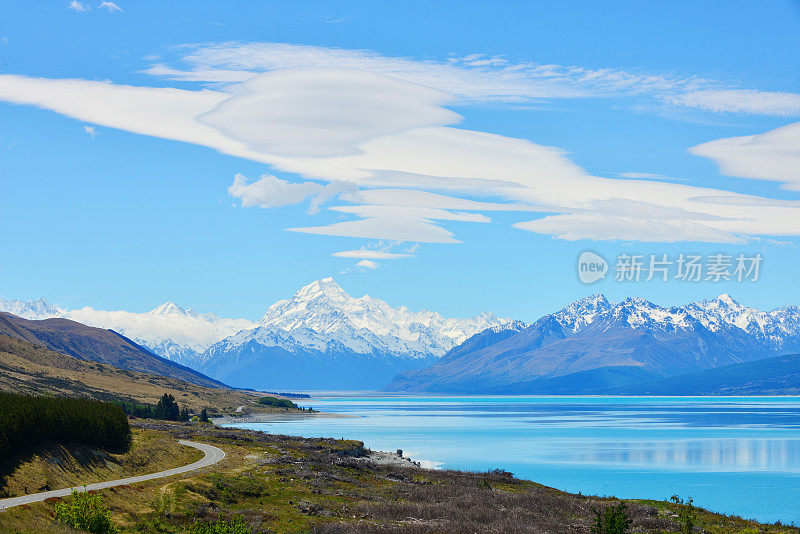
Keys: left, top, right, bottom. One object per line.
{"left": 224, "top": 396, "right": 800, "bottom": 525}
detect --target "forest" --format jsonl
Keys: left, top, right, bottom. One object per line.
{"left": 0, "top": 392, "right": 131, "bottom": 458}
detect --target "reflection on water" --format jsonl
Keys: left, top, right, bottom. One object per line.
{"left": 225, "top": 396, "right": 800, "bottom": 524}
{"left": 554, "top": 438, "right": 800, "bottom": 471}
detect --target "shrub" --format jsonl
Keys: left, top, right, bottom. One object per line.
{"left": 591, "top": 501, "right": 632, "bottom": 534}
{"left": 190, "top": 515, "right": 251, "bottom": 534}
{"left": 670, "top": 495, "right": 697, "bottom": 534}
{"left": 0, "top": 392, "right": 131, "bottom": 457}
{"left": 256, "top": 396, "right": 298, "bottom": 409}
{"left": 54, "top": 490, "right": 117, "bottom": 534}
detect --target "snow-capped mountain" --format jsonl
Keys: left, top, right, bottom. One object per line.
{"left": 0, "top": 297, "right": 254, "bottom": 367}
{"left": 198, "top": 278, "right": 508, "bottom": 390}
{"left": 387, "top": 293, "right": 800, "bottom": 394}
{"left": 0, "top": 297, "right": 64, "bottom": 320}
{"left": 0, "top": 279, "right": 506, "bottom": 389}
{"left": 256, "top": 277, "right": 504, "bottom": 357}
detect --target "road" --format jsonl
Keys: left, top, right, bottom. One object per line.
{"left": 0, "top": 440, "right": 225, "bottom": 511}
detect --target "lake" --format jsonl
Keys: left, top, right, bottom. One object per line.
{"left": 223, "top": 395, "right": 800, "bottom": 525}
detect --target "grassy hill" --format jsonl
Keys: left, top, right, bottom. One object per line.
{"left": 0, "top": 312, "right": 224, "bottom": 389}
{"left": 0, "top": 334, "right": 268, "bottom": 413}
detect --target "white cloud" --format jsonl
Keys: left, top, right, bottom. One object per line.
{"left": 228, "top": 173, "right": 356, "bottom": 212}
{"left": 65, "top": 306, "right": 253, "bottom": 351}
{"left": 153, "top": 42, "right": 800, "bottom": 116}
{"left": 69, "top": 1, "right": 88, "bottom": 12}
{"left": 669, "top": 89, "right": 800, "bottom": 117}
{"left": 2, "top": 68, "right": 800, "bottom": 246}
{"left": 333, "top": 250, "right": 412, "bottom": 259}
{"left": 99, "top": 1, "right": 123, "bottom": 13}
{"left": 288, "top": 217, "right": 461, "bottom": 244}
{"left": 228, "top": 173, "right": 324, "bottom": 209}
{"left": 355, "top": 259, "right": 380, "bottom": 270}
{"left": 83, "top": 125, "right": 98, "bottom": 138}
{"left": 689, "top": 122, "right": 800, "bottom": 191}
{"left": 198, "top": 69, "right": 460, "bottom": 158}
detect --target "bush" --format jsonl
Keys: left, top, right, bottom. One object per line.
{"left": 190, "top": 515, "right": 250, "bottom": 534}
{"left": 54, "top": 490, "right": 117, "bottom": 534}
{"left": 256, "top": 396, "right": 298, "bottom": 409}
{"left": 591, "top": 501, "right": 632, "bottom": 534}
{"left": 0, "top": 392, "right": 131, "bottom": 458}
{"left": 670, "top": 495, "right": 697, "bottom": 534}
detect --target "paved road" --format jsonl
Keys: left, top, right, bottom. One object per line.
{"left": 0, "top": 440, "right": 225, "bottom": 511}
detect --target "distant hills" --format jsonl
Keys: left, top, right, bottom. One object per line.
{"left": 1, "top": 279, "right": 504, "bottom": 390}
{"left": 612, "top": 353, "right": 800, "bottom": 396}
{"left": 386, "top": 294, "right": 800, "bottom": 394}
{"left": 0, "top": 312, "right": 225, "bottom": 389}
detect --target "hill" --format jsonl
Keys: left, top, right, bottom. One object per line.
{"left": 613, "top": 353, "right": 800, "bottom": 395}
{"left": 0, "top": 312, "right": 225, "bottom": 389}
{"left": 0, "top": 334, "right": 261, "bottom": 412}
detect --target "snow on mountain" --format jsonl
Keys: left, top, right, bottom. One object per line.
{"left": 255, "top": 277, "right": 506, "bottom": 357}
{"left": 0, "top": 297, "right": 64, "bottom": 320}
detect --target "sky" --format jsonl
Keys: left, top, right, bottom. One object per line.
{"left": 1, "top": 0, "right": 799, "bottom": 322}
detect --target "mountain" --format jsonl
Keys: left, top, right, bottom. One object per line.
{"left": 386, "top": 294, "right": 799, "bottom": 394}
{"left": 0, "top": 333, "right": 258, "bottom": 410}
{"left": 613, "top": 353, "right": 800, "bottom": 396}
{"left": 0, "top": 298, "right": 254, "bottom": 367}
{"left": 0, "top": 312, "right": 226, "bottom": 389}
{"left": 198, "top": 278, "right": 506, "bottom": 390}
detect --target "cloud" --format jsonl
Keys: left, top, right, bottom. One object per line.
{"left": 689, "top": 122, "right": 800, "bottom": 191}
{"left": 228, "top": 173, "right": 356, "bottom": 212}
{"left": 355, "top": 259, "right": 380, "bottom": 270}
{"left": 288, "top": 217, "right": 461, "bottom": 243}
{"left": 2, "top": 68, "right": 800, "bottom": 246}
{"left": 152, "top": 42, "right": 800, "bottom": 116}
{"left": 83, "top": 125, "right": 98, "bottom": 138}
{"left": 197, "top": 69, "right": 460, "bottom": 158}
{"left": 228, "top": 173, "right": 324, "bottom": 209}
{"left": 333, "top": 250, "right": 412, "bottom": 259}
{"left": 69, "top": 0, "right": 88, "bottom": 12}
{"left": 669, "top": 89, "right": 800, "bottom": 117}
{"left": 99, "top": 1, "right": 123, "bottom": 13}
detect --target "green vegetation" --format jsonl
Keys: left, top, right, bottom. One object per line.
{"left": 116, "top": 394, "right": 193, "bottom": 421}
{"left": 190, "top": 516, "right": 250, "bottom": 534}
{"left": 256, "top": 396, "right": 298, "bottom": 409}
{"left": 54, "top": 490, "right": 117, "bottom": 534}
{"left": 670, "top": 495, "right": 697, "bottom": 534}
{"left": 0, "top": 392, "right": 131, "bottom": 459}
{"left": 591, "top": 501, "right": 632, "bottom": 533}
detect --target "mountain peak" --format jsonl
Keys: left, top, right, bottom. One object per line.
{"left": 294, "top": 277, "right": 349, "bottom": 301}
{"left": 149, "top": 301, "right": 190, "bottom": 316}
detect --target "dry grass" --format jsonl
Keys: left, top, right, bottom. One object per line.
{"left": 0, "top": 334, "right": 288, "bottom": 414}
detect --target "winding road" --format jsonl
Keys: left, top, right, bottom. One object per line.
{"left": 0, "top": 440, "right": 225, "bottom": 511}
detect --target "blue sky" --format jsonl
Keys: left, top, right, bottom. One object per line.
{"left": 1, "top": 0, "right": 799, "bottom": 321}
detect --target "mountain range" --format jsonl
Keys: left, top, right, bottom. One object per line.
{"left": 0, "top": 279, "right": 505, "bottom": 390}
{"left": 386, "top": 294, "right": 800, "bottom": 393}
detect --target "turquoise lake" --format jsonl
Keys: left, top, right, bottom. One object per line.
{"left": 224, "top": 396, "right": 800, "bottom": 525}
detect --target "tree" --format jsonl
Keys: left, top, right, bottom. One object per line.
{"left": 199, "top": 408, "right": 209, "bottom": 423}
{"left": 591, "top": 501, "right": 632, "bottom": 534}
{"left": 154, "top": 394, "right": 180, "bottom": 421}
{"left": 179, "top": 407, "right": 190, "bottom": 422}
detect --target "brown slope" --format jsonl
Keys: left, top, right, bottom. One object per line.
{"left": 0, "top": 334, "right": 259, "bottom": 411}
{"left": 0, "top": 312, "right": 225, "bottom": 389}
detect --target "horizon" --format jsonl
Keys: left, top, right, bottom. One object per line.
{"left": 0, "top": 276, "right": 788, "bottom": 324}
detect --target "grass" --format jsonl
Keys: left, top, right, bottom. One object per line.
{"left": 3, "top": 420, "right": 798, "bottom": 533}
{"left": 0, "top": 334, "right": 303, "bottom": 415}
